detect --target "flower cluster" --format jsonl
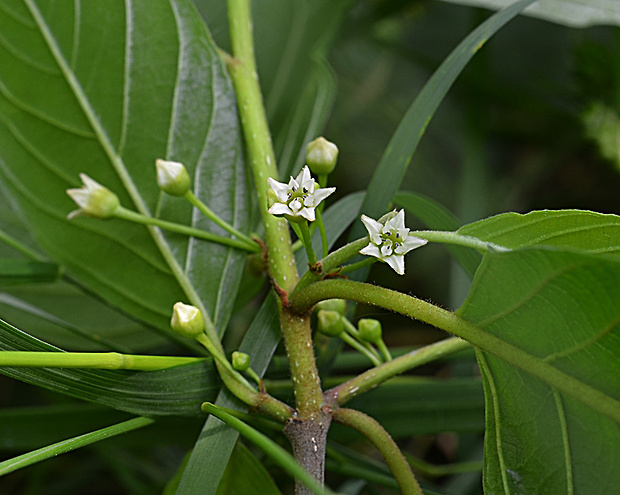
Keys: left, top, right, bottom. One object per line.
{"left": 360, "top": 210, "right": 427, "bottom": 275}
{"left": 267, "top": 166, "right": 335, "bottom": 222}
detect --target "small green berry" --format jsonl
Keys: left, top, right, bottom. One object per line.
{"left": 358, "top": 318, "right": 382, "bottom": 344}
{"left": 232, "top": 351, "right": 251, "bottom": 371}
{"left": 317, "top": 310, "right": 343, "bottom": 337}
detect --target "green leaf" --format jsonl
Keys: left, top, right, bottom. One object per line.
{"left": 348, "top": 0, "right": 537, "bottom": 243}
{"left": 458, "top": 248, "right": 620, "bottom": 494}
{"left": 0, "top": 0, "right": 248, "bottom": 338}
{"left": 438, "top": 0, "right": 620, "bottom": 28}
{"left": 0, "top": 416, "right": 154, "bottom": 477}
{"left": 0, "top": 258, "right": 59, "bottom": 286}
{"left": 216, "top": 441, "right": 282, "bottom": 495}
{"left": 458, "top": 209, "right": 620, "bottom": 255}
{"left": 0, "top": 317, "right": 219, "bottom": 416}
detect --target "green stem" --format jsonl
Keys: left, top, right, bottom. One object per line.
{"left": 0, "top": 229, "right": 44, "bottom": 261}
{"left": 339, "top": 257, "right": 376, "bottom": 275}
{"left": 325, "top": 337, "right": 469, "bottom": 405}
{"left": 341, "top": 317, "right": 382, "bottom": 365}
{"left": 291, "top": 279, "right": 620, "bottom": 424}
{"left": 293, "top": 238, "right": 368, "bottom": 295}
{"left": 299, "top": 221, "right": 318, "bottom": 266}
{"left": 183, "top": 190, "right": 257, "bottom": 247}
{"left": 0, "top": 416, "right": 154, "bottom": 476}
{"left": 409, "top": 230, "right": 509, "bottom": 252}
{"left": 226, "top": 0, "right": 297, "bottom": 293}
{"left": 376, "top": 340, "right": 392, "bottom": 362}
{"left": 113, "top": 207, "right": 259, "bottom": 252}
{"left": 0, "top": 351, "right": 203, "bottom": 370}
{"left": 331, "top": 408, "right": 422, "bottom": 495}
{"left": 315, "top": 209, "right": 329, "bottom": 258}
{"left": 405, "top": 453, "right": 482, "bottom": 478}
{"left": 339, "top": 331, "right": 382, "bottom": 367}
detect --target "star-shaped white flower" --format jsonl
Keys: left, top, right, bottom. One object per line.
{"left": 66, "top": 174, "right": 120, "bottom": 220}
{"left": 359, "top": 210, "right": 427, "bottom": 275}
{"left": 267, "top": 166, "right": 335, "bottom": 222}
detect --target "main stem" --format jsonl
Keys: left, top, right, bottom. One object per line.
{"left": 226, "top": 1, "right": 327, "bottom": 491}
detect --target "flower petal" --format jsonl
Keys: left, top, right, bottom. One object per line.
{"left": 360, "top": 243, "right": 381, "bottom": 258}
{"left": 299, "top": 207, "right": 316, "bottom": 222}
{"left": 385, "top": 254, "right": 405, "bottom": 275}
{"left": 360, "top": 215, "right": 383, "bottom": 244}
{"left": 311, "top": 186, "right": 336, "bottom": 207}
{"left": 268, "top": 177, "right": 291, "bottom": 202}
{"left": 396, "top": 235, "right": 428, "bottom": 254}
{"left": 384, "top": 209, "right": 406, "bottom": 231}
{"left": 268, "top": 203, "right": 294, "bottom": 216}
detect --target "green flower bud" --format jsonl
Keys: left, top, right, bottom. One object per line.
{"left": 316, "top": 299, "right": 346, "bottom": 315}
{"left": 358, "top": 318, "right": 382, "bottom": 344}
{"left": 156, "top": 159, "right": 191, "bottom": 197}
{"left": 306, "top": 137, "right": 339, "bottom": 175}
{"left": 232, "top": 351, "right": 251, "bottom": 371}
{"left": 67, "top": 174, "right": 120, "bottom": 220}
{"left": 317, "top": 310, "right": 343, "bottom": 337}
{"left": 170, "top": 302, "right": 205, "bottom": 338}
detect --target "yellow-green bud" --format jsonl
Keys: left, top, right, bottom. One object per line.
{"left": 232, "top": 351, "right": 251, "bottom": 371}
{"left": 317, "top": 310, "right": 343, "bottom": 337}
{"left": 156, "top": 159, "right": 191, "bottom": 197}
{"left": 306, "top": 137, "right": 339, "bottom": 175}
{"left": 358, "top": 318, "right": 382, "bottom": 344}
{"left": 316, "top": 299, "right": 347, "bottom": 315}
{"left": 170, "top": 302, "right": 205, "bottom": 338}
{"left": 66, "top": 174, "right": 120, "bottom": 220}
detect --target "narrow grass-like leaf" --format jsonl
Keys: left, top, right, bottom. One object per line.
{"left": 0, "top": 318, "right": 219, "bottom": 416}
{"left": 438, "top": 0, "right": 620, "bottom": 28}
{"left": 0, "top": 416, "right": 154, "bottom": 477}
{"left": 0, "top": 259, "right": 59, "bottom": 286}
{"left": 176, "top": 293, "right": 281, "bottom": 494}
{"left": 216, "top": 442, "right": 282, "bottom": 495}
{"left": 348, "top": 0, "right": 537, "bottom": 242}
{"left": 202, "top": 403, "right": 335, "bottom": 495}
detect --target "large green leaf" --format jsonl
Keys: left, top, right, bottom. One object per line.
{"left": 439, "top": 0, "right": 620, "bottom": 28}
{"left": 455, "top": 210, "right": 620, "bottom": 493}
{"left": 0, "top": 0, "right": 248, "bottom": 337}
{"left": 459, "top": 209, "right": 620, "bottom": 255}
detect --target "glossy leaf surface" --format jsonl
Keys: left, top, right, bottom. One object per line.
{"left": 457, "top": 211, "right": 620, "bottom": 493}
{"left": 0, "top": 0, "right": 249, "bottom": 337}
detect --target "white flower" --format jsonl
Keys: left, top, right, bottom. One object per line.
{"left": 359, "top": 210, "right": 427, "bottom": 275}
{"left": 66, "top": 173, "right": 120, "bottom": 219}
{"left": 156, "top": 159, "right": 190, "bottom": 197}
{"left": 267, "top": 166, "right": 335, "bottom": 222}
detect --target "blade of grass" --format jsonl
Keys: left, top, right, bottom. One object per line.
{"left": 349, "top": 0, "right": 537, "bottom": 244}
{"left": 0, "top": 416, "right": 154, "bottom": 476}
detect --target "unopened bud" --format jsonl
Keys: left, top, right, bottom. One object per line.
{"left": 67, "top": 174, "right": 120, "bottom": 219}
{"left": 156, "top": 159, "right": 191, "bottom": 197}
{"left": 306, "top": 137, "right": 339, "bottom": 175}
{"left": 316, "top": 299, "right": 346, "bottom": 315}
{"left": 232, "top": 351, "right": 251, "bottom": 371}
{"left": 358, "top": 318, "right": 382, "bottom": 344}
{"left": 317, "top": 310, "right": 343, "bottom": 337}
{"left": 170, "top": 302, "right": 205, "bottom": 338}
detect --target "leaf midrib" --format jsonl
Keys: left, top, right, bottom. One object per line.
{"left": 24, "top": 0, "right": 215, "bottom": 332}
